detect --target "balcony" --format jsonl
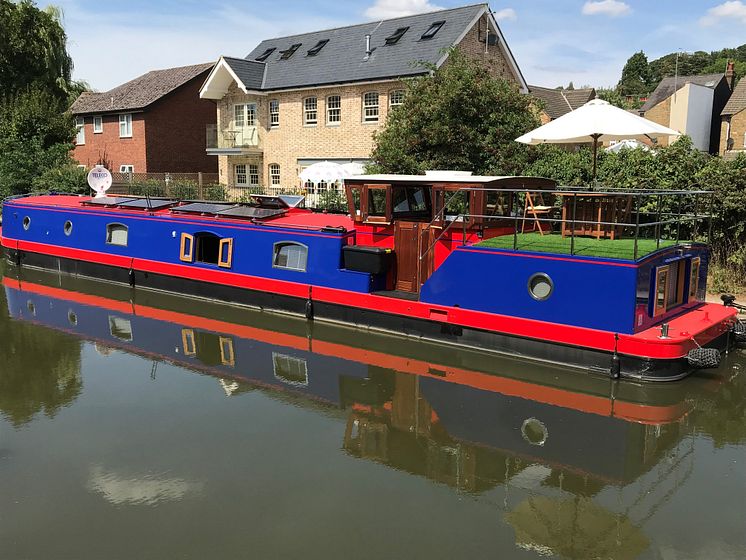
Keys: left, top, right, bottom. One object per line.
{"left": 206, "top": 124, "right": 262, "bottom": 155}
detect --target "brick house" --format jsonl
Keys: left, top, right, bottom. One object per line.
{"left": 70, "top": 63, "right": 217, "bottom": 174}
{"left": 198, "top": 4, "right": 526, "bottom": 192}
{"left": 639, "top": 71, "right": 733, "bottom": 154}
{"left": 529, "top": 85, "right": 596, "bottom": 124}
{"left": 720, "top": 74, "right": 746, "bottom": 158}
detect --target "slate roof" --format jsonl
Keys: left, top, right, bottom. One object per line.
{"left": 70, "top": 63, "right": 214, "bottom": 114}
{"left": 226, "top": 4, "right": 490, "bottom": 91}
{"left": 222, "top": 57, "right": 266, "bottom": 90}
{"left": 529, "top": 85, "right": 596, "bottom": 119}
{"left": 722, "top": 78, "right": 746, "bottom": 116}
{"left": 639, "top": 73, "right": 724, "bottom": 113}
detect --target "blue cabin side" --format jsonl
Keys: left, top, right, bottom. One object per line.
{"left": 2, "top": 201, "right": 380, "bottom": 293}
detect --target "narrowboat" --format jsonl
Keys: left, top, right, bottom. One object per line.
{"left": 1, "top": 173, "right": 740, "bottom": 380}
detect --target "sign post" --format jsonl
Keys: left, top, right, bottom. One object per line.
{"left": 87, "top": 165, "right": 113, "bottom": 198}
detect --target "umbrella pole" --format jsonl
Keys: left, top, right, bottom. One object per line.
{"left": 592, "top": 134, "right": 600, "bottom": 185}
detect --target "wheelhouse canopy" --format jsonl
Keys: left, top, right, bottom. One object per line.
{"left": 515, "top": 99, "right": 681, "bottom": 145}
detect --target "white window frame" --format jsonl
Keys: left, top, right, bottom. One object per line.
{"left": 75, "top": 116, "right": 85, "bottom": 144}
{"left": 303, "top": 97, "right": 318, "bottom": 126}
{"left": 273, "top": 242, "right": 308, "bottom": 272}
{"left": 389, "top": 90, "right": 404, "bottom": 108}
{"left": 248, "top": 164, "right": 259, "bottom": 185}
{"left": 93, "top": 115, "right": 103, "bottom": 133}
{"left": 106, "top": 223, "right": 128, "bottom": 246}
{"left": 234, "top": 103, "right": 256, "bottom": 128}
{"left": 326, "top": 95, "right": 341, "bottom": 125}
{"left": 269, "top": 163, "right": 281, "bottom": 185}
{"left": 119, "top": 114, "right": 132, "bottom": 138}
{"left": 269, "top": 100, "right": 279, "bottom": 128}
{"left": 119, "top": 164, "right": 134, "bottom": 173}
{"left": 363, "top": 92, "right": 379, "bottom": 123}
{"left": 235, "top": 163, "right": 247, "bottom": 185}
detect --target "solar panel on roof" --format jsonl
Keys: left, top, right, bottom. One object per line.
{"left": 83, "top": 197, "right": 136, "bottom": 206}
{"left": 172, "top": 202, "right": 237, "bottom": 215}
{"left": 117, "top": 198, "right": 177, "bottom": 210}
{"left": 217, "top": 206, "right": 287, "bottom": 219}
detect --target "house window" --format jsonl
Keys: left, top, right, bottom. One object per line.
{"left": 106, "top": 223, "right": 128, "bottom": 246}
{"left": 93, "top": 115, "right": 103, "bottom": 133}
{"left": 304, "top": 97, "right": 318, "bottom": 125}
{"left": 120, "top": 164, "right": 134, "bottom": 173}
{"left": 249, "top": 164, "right": 259, "bottom": 185}
{"left": 255, "top": 47, "right": 275, "bottom": 62}
{"left": 327, "top": 95, "right": 341, "bottom": 124}
{"left": 306, "top": 39, "right": 329, "bottom": 56}
{"left": 385, "top": 27, "right": 409, "bottom": 45}
{"left": 75, "top": 117, "right": 85, "bottom": 144}
{"left": 234, "top": 104, "right": 256, "bottom": 127}
{"left": 235, "top": 164, "right": 247, "bottom": 185}
{"left": 389, "top": 90, "right": 404, "bottom": 108}
{"left": 269, "top": 163, "right": 281, "bottom": 185}
{"left": 273, "top": 242, "right": 308, "bottom": 271}
{"left": 363, "top": 92, "right": 379, "bottom": 122}
{"left": 119, "top": 114, "right": 132, "bottom": 137}
{"left": 269, "top": 99, "right": 279, "bottom": 127}
{"left": 279, "top": 43, "right": 301, "bottom": 60}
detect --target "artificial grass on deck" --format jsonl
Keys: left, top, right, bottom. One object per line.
{"left": 476, "top": 232, "right": 679, "bottom": 260}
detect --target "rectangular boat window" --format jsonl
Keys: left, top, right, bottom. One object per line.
{"left": 272, "top": 352, "right": 308, "bottom": 386}
{"left": 196, "top": 233, "right": 220, "bottom": 265}
{"left": 218, "top": 238, "right": 233, "bottom": 268}
{"left": 106, "top": 223, "right": 128, "bottom": 246}
{"left": 346, "top": 184, "right": 363, "bottom": 221}
{"left": 362, "top": 184, "right": 392, "bottom": 223}
{"left": 273, "top": 242, "right": 308, "bottom": 271}
{"left": 666, "top": 260, "right": 685, "bottom": 309}
{"left": 182, "top": 329, "right": 196, "bottom": 356}
{"left": 219, "top": 337, "right": 235, "bottom": 367}
{"left": 108, "top": 316, "right": 133, "bottom": 341}
{"left": 180, "top": 233, "right": 194, "bottom": 262}
{"left": 654, "top": 265, "right": 669, "bottom": 317}
{"left": 689, "top": 257, "right": 701, "bottom": 300}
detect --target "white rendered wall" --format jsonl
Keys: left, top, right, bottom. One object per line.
{"left": 669, "top": 83, "right": 713, "bottom": 152}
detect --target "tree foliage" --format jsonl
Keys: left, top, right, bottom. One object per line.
{"left": 370, "top": 48, "right": 540, "bottom": 176}
{"left": 617, "top": 51, "right": 653, "bottom": 96}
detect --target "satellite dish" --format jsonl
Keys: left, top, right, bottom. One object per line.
{"left": 87, "top": 165, "right": 112, "bottom": 198}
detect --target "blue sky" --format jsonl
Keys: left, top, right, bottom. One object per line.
{"left": 42, "top": 0, "right": 746, "bottom": 91}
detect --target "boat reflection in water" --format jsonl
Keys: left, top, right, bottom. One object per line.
{"left": 4, "top": 267, "right": 733, "bottom": 559}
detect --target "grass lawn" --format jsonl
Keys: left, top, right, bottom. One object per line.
{"left": 475, "top": 232, "right": 680, "bottom": 260}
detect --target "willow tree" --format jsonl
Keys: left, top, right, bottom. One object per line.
{"left": 369, "top": 48, "right": 540, "bottom": 176}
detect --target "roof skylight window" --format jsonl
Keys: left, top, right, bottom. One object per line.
{"left": 306, "top": 39, "right": 329, "bottom": 56}
{"left": 279, "top": 43, "right": 302, "bottom": 60}
{"left": 420, "top": 21, "right": 445, "bottom": 40}
{"left": 385, "top": 27, "right": 409, "bottom": 45}
{"left": 255, "top": 47, "right": 275, "bottom": 62}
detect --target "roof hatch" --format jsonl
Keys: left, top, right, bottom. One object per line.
{"left": 385, "top": 27, "right": 409, "bottom": 45}
{"left": 279, "top": 43, "right": 302, "bottom": 60}
{"left": 420, "top": 21, "right": 445, "bottom": 40}
{"left": 307, "top": 39, "right": 329, "bottom": 56}
{"left": 255, "top": 47, "right": 276, "bottom": 62}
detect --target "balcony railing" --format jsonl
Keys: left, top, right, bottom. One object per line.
{"left": 206, "top": 124, "right": 261, "bottom": 151}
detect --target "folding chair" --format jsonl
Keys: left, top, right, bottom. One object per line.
{"left": 522, "top": 191, "right": 553, "bottom": 235}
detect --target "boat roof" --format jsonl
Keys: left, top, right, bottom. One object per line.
{"left": 345, "top": 174, "right": 556, "bottom": 185}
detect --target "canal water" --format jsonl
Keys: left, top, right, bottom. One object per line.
{"left": 0, "top": 262, "right": 744, "bottom": 560}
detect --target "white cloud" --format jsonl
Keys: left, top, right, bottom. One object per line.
{"left": 581, "top": 0, "right": 631, "bottom": 17}
{"left": 365, "top": 0, "right": 444, "bottom": 20}
{"left": 494, "top": 8, "right": 517, "bottom": 22}
{"left": 699, "top": 1, "right": 746, "bottom": 26}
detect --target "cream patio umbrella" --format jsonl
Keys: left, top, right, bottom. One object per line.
{"left": 299, "top": 161, "right": 347, "bottom": 186}
{"left": 516, "top": 99, "right": 680, "bottom": 179}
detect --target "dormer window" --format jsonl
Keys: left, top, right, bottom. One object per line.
{"left": 255, "top": 47, "right": 275, "bottom": 62}
{"left": 385, "top": 27, "right": 409, "bottom": 45}
{"left": 307, "top": 39, "right": 329, "bottom": 56}
{"left": 421, "top": 21, "right": 445, "bottom": 40}
{"left": 279, "top": 43, "right": 301, "bottom": 60}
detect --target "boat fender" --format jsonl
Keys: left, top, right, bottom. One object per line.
{"left": 14, "top": 250, "right": 21, "bottom": 266}
{"left": 610, "top": 354, "right": 621, "bottom": 378}
{"left": 687, "top": 347, "right": 721, "bottom": 369}
{"left": 305, "top": 299, "right": 314, "bottom": 321}
{"left": 732, "top": 321, "right": 746, "bottom": 345}
{"left": 128, "top": 268, "right": 135, "bottom": 287}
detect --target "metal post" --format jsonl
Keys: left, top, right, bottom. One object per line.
{"left": 692, "top": 192, "right": 699, "bottom": 241}
{"left": 675, "top": 192, "right": 682, "bottom": 243}
{"left": 513, "top": 190, "right": 518, "bottom": 250}
{"left": 633, "top": 193, "right": 640, "bottom": 260}
{"left": 707, "top": 191, "right": 714, "bottom": 245}
{"left": 656, "top": 193, "right": 662, "bottom": 249}
{"left": 198, "top": 172, "right": 204, "bottom": 200}
{"left": 571, "top": 193, "right": 577, "bottom": 256}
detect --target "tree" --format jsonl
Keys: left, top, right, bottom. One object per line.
{"left": 617, "top": 51, "right": 653, "bottom": 96}
{"left": 370, "top": 49, "right": 540, "bottom": 176}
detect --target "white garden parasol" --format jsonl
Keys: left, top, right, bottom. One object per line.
{"left": 339, "top": 162, "right": 366, "bottom": 177}
{"left": 516, "top": 99, "right": 680, "bottom": 178}
{"left": 299, "top": 161, "right": 347, "bottom": 186}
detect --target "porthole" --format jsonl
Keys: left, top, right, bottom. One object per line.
{"left": 68, "top": 310, "right": 78, "bottom": 326}
{"left": 23, "top": 216, "right": 31, "bottom": 230}
{"left": 64, "top": 220, "right": 73, "bottom": 236}
{"left": 528, "top": 272, "right": 553, "bottom": 301}
{"left": 521, "top": 417, "right": 548, "bottom": 446}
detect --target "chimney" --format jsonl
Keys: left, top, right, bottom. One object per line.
{"left": 364, "top": 34, "right": 372, "bottom": 60}
{"left": 725, "top": 60, "right": 735, "bottom": 90}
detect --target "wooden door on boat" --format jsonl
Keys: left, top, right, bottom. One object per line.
{"left": 394, "top": 221, "right": 433, "bottom": 292}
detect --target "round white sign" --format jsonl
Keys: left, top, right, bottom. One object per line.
{"left": 87, "top": 166, "right": 112, "bottom": 198}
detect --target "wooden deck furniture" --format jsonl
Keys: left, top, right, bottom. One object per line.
{"left": 522, "top": 191, "right": 554, "bottom": 235}
{"left": 560, "top": 193, "right": 633, "bottom": 240}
